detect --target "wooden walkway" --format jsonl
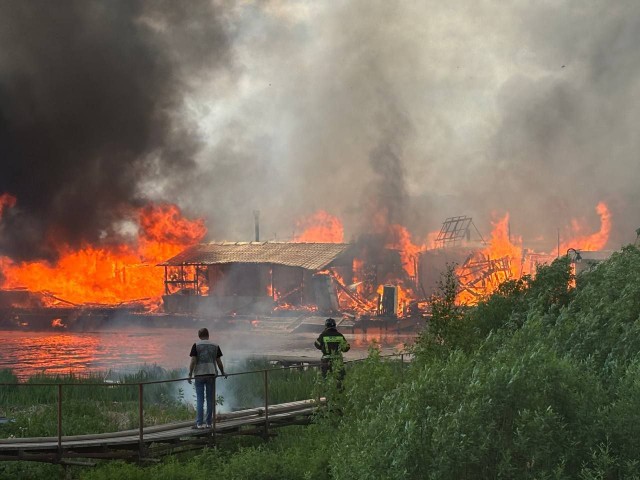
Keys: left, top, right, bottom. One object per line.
{"left": 0, "top": 398, "right": 323, "bottom": 464}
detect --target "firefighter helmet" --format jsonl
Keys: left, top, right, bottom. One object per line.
{"left": 325, "top": 318, "right": 337, "bottom": 328}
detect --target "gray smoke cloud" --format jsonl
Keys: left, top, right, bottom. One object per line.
{"left": 2, "top": 0, "right": 640, "bottom": 260}
{"left": 186, "top": 1, "right": 640, "bottom": 250}
{"left": 0, "top": 0, "right": 231, "bottom": 260}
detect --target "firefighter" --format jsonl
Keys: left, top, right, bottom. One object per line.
{"left": 314, "top": 317, "right": 350, "bottom": 383}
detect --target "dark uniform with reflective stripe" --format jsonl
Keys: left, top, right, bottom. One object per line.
{"left": 314, "top": 325, "right": 350, "bottom": 379}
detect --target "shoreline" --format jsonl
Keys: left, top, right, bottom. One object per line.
{"left": 0, "top": 326, "right": 416, "bottom": 381}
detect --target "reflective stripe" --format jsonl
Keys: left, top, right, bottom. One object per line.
{"left": 321, "top": 335, "right": 347, "bottom": 358}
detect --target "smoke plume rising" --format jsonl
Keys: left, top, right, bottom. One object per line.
{"left": 2, "top": 0, "right": 640, "bottom": 259}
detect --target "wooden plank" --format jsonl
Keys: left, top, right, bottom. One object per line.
{"left": 0, "top": 400, "right": 321, "bottom": 456}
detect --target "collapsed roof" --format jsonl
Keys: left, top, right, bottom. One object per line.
{"left": 160, "top": 242, "right": 353, "bottom": 271}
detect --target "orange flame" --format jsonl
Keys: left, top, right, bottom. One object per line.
{"left": 385, "top": 225, "right": 421, "bottom": 278}
{"left": 482, "top": 213, "right": 522, "bottom": 277}
{"left": 455, "top": 213, "right": 522, "bottom": 305}
{"left": 0, "top": 203, "right": 206, "bottom": 305}
{"left": 51, "top": 318, "right": 66, "bottom": 328}
{"left": 456, "top": 202, "right": 612, "bottom": 305}
{"left": 375, "top": 283, "right": 410, "bottom": 317}
{"left": 295, "top": 210, "right": 344, "bottom": 243}
{"left": 384, "top": 226, "right": 440, "bottom": 278}
{"left": 559, "top": 202, "right": 611, "bottom": 252}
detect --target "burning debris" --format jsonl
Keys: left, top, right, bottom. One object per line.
{"left": 0, "top": 198, "right": 206, "bottom": 330}
{"left": 0, "top": 201, "right": 205, "bottom": 306}
{"left": 0, "top": 191, "right": 617, "bottom": 332}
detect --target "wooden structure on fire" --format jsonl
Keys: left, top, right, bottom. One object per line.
{"left": 418, "top": 216, "right": 515, "bottom": 302}
{"left": 160, "top": 242, "right": 355, "bottom": 315}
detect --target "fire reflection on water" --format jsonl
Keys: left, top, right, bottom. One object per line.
{"left": 350, "top": 330, "right": 411, "bottom": 352}
{"left": 0, "top": 329, "right": 415, "bottom": 380}
{"left": 1, "top": 330, "right": 177, "bottom": 379}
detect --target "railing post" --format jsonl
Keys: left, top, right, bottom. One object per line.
{"left": 212, "top": 376, "right": 216, "bottom": 443}
{"left": 264, "top": 369, "right": 269, "bottom": 439}
{"left": 138, "top": 383, "right": 144, "bottom": 455}
{"left": 57, "top": 384, "right": 62, "bottom": 454}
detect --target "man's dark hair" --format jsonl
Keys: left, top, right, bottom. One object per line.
{"left": 198, "top": 328, "right": 209, "bottom": 339}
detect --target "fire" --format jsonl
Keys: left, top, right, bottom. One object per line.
{"left": 559, "top": 202, "right": 611, "bottom": 252}
{"left": 455, "top": 202, "right": 612, "bottom": 305}
{"left": 485, "top": 214, "right": 521, "bottom": 268}
{"left": 51, "top": 318, "right": 66, "bottom": 328}
{"left": 385, "top": 225, "right": 421, "bottom": 278}
{"left": 0, "top": 202, "right": 206, "bottom": 306}
{"left": 456, "top": 213, "right": 522, "bottom": 305}
{"left": 384, "top": 225, "right": 441, "bottom": 278}
{"left": 295, "top": 210, "right": 344, "bottom": 243}
{"left": 375, "top": 283, "right": 410, "bottom": 316}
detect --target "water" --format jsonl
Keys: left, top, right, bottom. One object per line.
{"left": 0, "top": 328, "right": 412, "bottom": 379}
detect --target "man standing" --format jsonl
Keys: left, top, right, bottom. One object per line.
{"left": 188, "top": 327, "right": 226, "bottom": 429}
{"left": 314, "top": 318, "right": 350, "bottom": 381}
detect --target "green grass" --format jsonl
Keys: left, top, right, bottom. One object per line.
{"left": 0, "top": 360, "right": 324, "bottom": 439}
{"left": 0, "top": 366, "right": 192, "bottom": 437}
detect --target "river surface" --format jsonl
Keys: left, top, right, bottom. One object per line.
{"left": 0, "top": 328, "right": 414, "bottom": 379}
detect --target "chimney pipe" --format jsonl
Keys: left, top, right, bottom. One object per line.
{"left": 253, "top": 210, "right": 260, "bottom": 242}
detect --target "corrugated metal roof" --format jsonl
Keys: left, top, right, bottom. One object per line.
{"left": 160, "top": 242, "right": 353, "bottom": 270}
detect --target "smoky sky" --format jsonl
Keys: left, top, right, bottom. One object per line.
{"left": 0, "top": 0, "right": 230, "bottom": 260}
{"left": 2, "top": 0, "right": 640, "bottom": 261}
{"left": 185, "top": 1, "right": 640, "bottom": 250}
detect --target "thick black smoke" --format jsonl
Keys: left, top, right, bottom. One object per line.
{"left": 0, "top": 0, "right": 231, "bottom": 260}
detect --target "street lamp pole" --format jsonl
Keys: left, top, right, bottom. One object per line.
{"left": 566, "top": 248, "right": 582, "bottom": 262}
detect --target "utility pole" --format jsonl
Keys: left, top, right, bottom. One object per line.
{"left": 253, "top": 210, "right": 260, "bottom": 242}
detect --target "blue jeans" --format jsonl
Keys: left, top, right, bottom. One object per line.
{"left": 194, "top": 375, "right": 215, "bottom": 426}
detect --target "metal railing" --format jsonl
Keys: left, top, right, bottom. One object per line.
{"left": 0, "top": 353, "right": 410, "bottom": 453}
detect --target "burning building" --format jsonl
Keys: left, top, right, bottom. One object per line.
{"left": 159, "top": 238, "right": 426, "bottom": 332}
{"left": 0, "top": 189, "right": 614, "bottom": 332}
{"left": 416, "top": 215, "right": 511, "bottom": 304}
{"left": 160, "top": 241, "right": 355, "bottom": 316}
{"left": 418, "top": 203, "right": 612, "bottom": 305}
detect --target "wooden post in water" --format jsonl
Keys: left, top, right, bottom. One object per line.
{"left": 264, "top": 370, "right": 269, "bottom": 439}
{"left": 212, "top": 377, "right": 217, "bottom": 444}
{"left": 138, "top": 383, "right": 144, "bottom": 457}
{"left": 57, "top": 384, "right": 62, "bottom": 454}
